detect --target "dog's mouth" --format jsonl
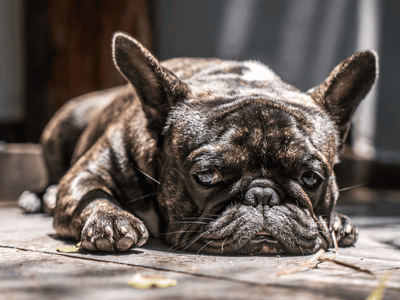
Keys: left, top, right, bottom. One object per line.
{"left": 170, "top": 203, "right": 327, "bottom": 255}
{"left": 253, "top": 230, "right": 279, "bottom": 244}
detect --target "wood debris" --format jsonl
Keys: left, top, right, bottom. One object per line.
{"left": 277, "top": 232, "right": 374, "bottom": 277}
{"left": 128, "top": 273, "right": 178, "bottom": 289}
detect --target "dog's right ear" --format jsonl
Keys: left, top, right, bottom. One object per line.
{"left": 309, "top": 51, "right": 378, "bottom": 146}
{"left": 112, "top": 32, "right": 189, "bottom": 130}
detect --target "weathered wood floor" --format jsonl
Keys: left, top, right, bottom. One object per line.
{"left": 1, "top": 199, "right": 400, "bottom": 300}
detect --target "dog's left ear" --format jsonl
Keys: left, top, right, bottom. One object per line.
{"left": 309, "top": 51, "right": 378, "bottom": 145}
{"left": 112, "top": 32, "right": 189, "bottom": 130}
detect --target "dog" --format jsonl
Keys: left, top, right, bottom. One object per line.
{"left": 28, "top": 32, "right": 377, "bottom": 255}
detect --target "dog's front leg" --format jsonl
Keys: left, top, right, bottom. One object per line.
{"left": 53, "top": 142, "right": 149, "bottom": 252}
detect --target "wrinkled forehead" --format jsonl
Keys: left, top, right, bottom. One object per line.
{"left": 166, "top": 99, "right": 338, "bottom": 169}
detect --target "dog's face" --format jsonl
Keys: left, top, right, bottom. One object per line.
{"left": 113, "top": 33, "right": 377, "bottom": 255}
{"left": 158, "top": 96, "right": 339, "bottom": 255}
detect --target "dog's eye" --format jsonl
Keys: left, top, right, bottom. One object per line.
{"left": 300, "top": 171, "right": 321, "bottom": 188}
{"left": 196, "top": 170, "right": 220, "bottom": 185}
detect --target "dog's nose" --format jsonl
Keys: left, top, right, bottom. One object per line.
{"left": 243, "top": 187, "right": 280, "bottom": 207}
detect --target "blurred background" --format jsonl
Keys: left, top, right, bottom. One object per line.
{"left": 0, "top": 0, "right": 400, "bottom": 203}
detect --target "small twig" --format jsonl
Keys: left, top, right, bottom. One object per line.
{"left": 276, "top": 232, "right": 338, "bottom": 276}
{"left": 325, "top": 231, "right": 339, "bottom": 260}
{"left": 277, "top": 232, "right": 374, "bottom": 277}
{"left": 318, "top": 232, "right": 374, "bottom": 277}
{"left": 276, "top": 248, "right": 326, "bottom": 276}
{"left": 317, "top": 258, "right": 375, "bottom": 277}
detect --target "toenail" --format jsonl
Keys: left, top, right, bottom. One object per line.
{"left": 120, "top": 226, "right": 128, "bottom": 234}
{"left": 105, "top": 225, "right": 112, "bottom": 235}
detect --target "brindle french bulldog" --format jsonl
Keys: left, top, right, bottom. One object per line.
{"left": 38, "top": 32, "right": 377, "bottom": 255}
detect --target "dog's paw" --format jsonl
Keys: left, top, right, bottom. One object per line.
{"left": 43, "top": 185, "right": 57, "bottom": 215}
{"left": 331, "top": 212, "right": 358, "bottom": 247}
{"left": 81, "top": 209, "right": 149, "bottom": 252}
{"left": 18, "top": 191, "right": 41, "bottom": 213}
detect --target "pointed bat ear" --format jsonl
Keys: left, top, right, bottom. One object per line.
{"left": 310, "top": 51, "right": 378, "bottom": 145}
{"left": 112, "top": 32, "right": 189, "bottom": 130}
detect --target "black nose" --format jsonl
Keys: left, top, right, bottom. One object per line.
{"left": 243, "top": 187, "right": 280, "bottom": 207}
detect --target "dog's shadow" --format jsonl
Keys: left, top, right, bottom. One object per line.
{"left": 47, "top": 234, "right": 185, "bottom": 256}
{"left": 48, "top": 234, "right": 293, "bottom": 258}
{"left": 47, "top": 234, "right": 212, "bottom": 257}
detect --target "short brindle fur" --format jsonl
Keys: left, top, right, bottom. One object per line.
{"left": 37, "top": 32, "right": 377, "bottom": 255}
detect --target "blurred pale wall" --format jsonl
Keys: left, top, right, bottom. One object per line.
{"left": 374, "top": 1, "right": 400, "bottom": 162}
{"left": 153, "top": 0, "right": 359, "bottom": 90}
{"left": 0, "top": 0, "right": 400, "bottom": 165}
{"left": 152, "top": 0, "right": 400, "bottom": 164}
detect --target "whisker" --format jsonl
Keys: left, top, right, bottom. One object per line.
{"left": 315, "top": 221, "right": 329, "bottom": 225}
{"left": 318, "top": 213, "right": 332, "bottom": 217}
{"left": 168, "top": 235, "right": 197, "bottom": 252}
{"left": 182, "top": 217, "right": 216, "bottom": 221}
{"left": 131, "top": 163, "right": 160, "bottom": 185}
{"left": 181, "top": 231, "right": 210, "bottom": 252}
{"left": 168, "top": 241, "right": 184, "bottom": 252}
{"left": 196, "top": 241, "right": 213, "bottom": 254}
{"left": 297, "top": 237, "right": 311, "bottom": 248}
{"left": 339, "top": 182, "right": 369, "bottom": 192}
{"left": 220, "top": 237, "right": 228, "bottom": 255}
{"left": 125, "top": 192, "right": 159, "bottom": 203}
{"left": 168, "top": 234, "right": 202, "bottom": 252}
{"left": 159, "top": 230, "right": 200, "bottom": 236}
{"left": 337, "top": 195, "right": 353, "bottom": 201}
{"left": 168, "top": 231, "right": 204, "bottom": 252}
{"left": 171, "top": 221, "right": 209, "bottom": 225}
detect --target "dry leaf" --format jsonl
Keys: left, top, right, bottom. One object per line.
{"left": 128, "top": 273, "right": 178, "bottom": 289}
{"left": 56, "top": 242, "right": 81, "bottom": 253}
{"left": 367, "top": 273, "right": 391, "bottom": 300}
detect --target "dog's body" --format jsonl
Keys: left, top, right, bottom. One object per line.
{"left": 37, "top": 32, "right": 377, "bottom": 255}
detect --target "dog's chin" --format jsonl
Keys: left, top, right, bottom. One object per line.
{"left": 173, "top": 202, "right": 329, "bottom": 256}
{"left": 192, "top": 236, "right": 285, "bottom": 255}
{"left": 205, "top": 229, "right": 287, "bottom": 255}
{"left": 245, "top": 239, "right": 285, "bottom": 255}
{"left": 248, "top": 230, "right": 285, "bottom": 255}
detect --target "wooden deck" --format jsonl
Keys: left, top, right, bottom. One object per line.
{"left": 1, "top": 196, "right": 400, "bottom": 300}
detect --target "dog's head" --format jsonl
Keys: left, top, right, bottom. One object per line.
{"left": 113, "top": 32, "right": 377, "bottom": 255}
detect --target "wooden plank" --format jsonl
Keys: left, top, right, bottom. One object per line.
{"left": 1, "top": 204, "right": 400, "bottom": 299}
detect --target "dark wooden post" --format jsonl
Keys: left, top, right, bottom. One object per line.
{"left": 24, "top": 0, "right": 152, "bottom": 142}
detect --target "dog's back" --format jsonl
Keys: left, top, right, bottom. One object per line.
{"left": 40, "top": 86, "right": 123, "bottom": 183}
